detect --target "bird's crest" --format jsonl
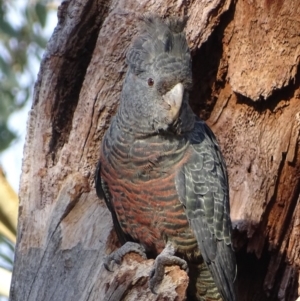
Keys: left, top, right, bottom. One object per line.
{"left": 126, "top": 16, "right": 191, "bottom": 75}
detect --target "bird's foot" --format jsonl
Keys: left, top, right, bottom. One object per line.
{"left": 149, "top": 242, "right": 188, "bottom": 294}
{"left": 104, "top": 241, "right": 147, "bottom": 272}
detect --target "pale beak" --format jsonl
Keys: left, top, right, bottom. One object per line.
{"left": 163, "top": 83, "right": 184, "bottom": 122}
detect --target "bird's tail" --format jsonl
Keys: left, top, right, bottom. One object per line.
{"left": 187, "top": 260, "right": 223, "bottom": 301}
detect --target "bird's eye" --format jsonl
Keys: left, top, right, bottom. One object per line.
{"left": 147, "top": 78, "right": 154, "bottom": 86}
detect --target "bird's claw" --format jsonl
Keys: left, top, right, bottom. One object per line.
{"left": 149, "top": 254, "right": 188, "bottom": 294}
{"left": 103, "top": 241, "right": 147, "bottom": 272}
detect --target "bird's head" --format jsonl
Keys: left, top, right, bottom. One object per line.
{"left": 118, "top": 16, "right": 195, "bottom": 136}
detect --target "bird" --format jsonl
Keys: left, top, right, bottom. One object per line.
{"left": 95, "top": 16, "right": 237, "bottom": 301}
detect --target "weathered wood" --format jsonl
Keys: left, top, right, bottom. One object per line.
{"left": 227, "top": 0, "right": 300, "bottom": 100}
{"left": 10, "top": 0, "right": 300, "bottom": 300}
{"left": 90, "top": 253, "right": 188, "bottom": 301}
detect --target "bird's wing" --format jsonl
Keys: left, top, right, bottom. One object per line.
{"left": 176, "top": 119, "right": 236, "bottom": 301}
{"left": 95, "top": 161, "right": 129, "bottom": 245}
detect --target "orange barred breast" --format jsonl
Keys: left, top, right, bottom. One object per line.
{"left": 100, "top": 148, "right": 198, "bottom": 255}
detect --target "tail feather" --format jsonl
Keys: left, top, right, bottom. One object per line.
{"left": 188, "top": 260, "right": 222, "bottom": 301}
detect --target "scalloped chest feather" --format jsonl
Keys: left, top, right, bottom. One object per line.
{"left": 100, "top": 122, "right": 198, "bottom": 254}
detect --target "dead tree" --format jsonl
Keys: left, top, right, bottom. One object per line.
{"left": 10, "top": 0, "right": 300, "bottom": 300}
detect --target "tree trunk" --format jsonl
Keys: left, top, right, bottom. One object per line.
{"left": 10, "top": 0, "right": 300, "bottom": 300}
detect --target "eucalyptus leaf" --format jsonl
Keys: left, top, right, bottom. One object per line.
{"left": 35, "top": 3, "right": 47, "bottom": 28}
{"left": 0, "top": 0, "right": 51, "bottom": 152}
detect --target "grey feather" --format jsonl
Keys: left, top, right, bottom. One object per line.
{"left": 95, "top": 162, "right": 130, "bottom": 245}
{"left": 176, "top": 119, "right": 237, "bottom": 301}
{"left": 126, "top": 16, "right": 192, "bottom": 88}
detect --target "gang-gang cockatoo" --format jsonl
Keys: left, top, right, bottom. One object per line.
{"left": 96, "top": 16, "right": 237, "bottom": 301}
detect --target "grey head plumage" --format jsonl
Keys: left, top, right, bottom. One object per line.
{"left": 117, "top": 16, "right": 195, "bottom": 134}
{"left": 126, "top": 16, "right": 193, "bottom": 90}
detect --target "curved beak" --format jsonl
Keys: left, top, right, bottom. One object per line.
{"left": 163, "top": 83, "right": 184, "bottom": 122}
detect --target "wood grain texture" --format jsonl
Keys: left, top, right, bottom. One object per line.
{"left": 10, "top": 0, "right": 300, "bottom": 300}
{"left": 227, "top": 0, "right": 300, "bottom": 100}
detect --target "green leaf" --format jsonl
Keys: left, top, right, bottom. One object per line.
{"left": 0, "top": 234, "right": 15, "bottom": 271}
{"left": 0, "top": 123, "right": 16, "bottom": 152}
{"left": 35, "top": 3, "right": 47, "bottom": 28}
{"left": 0, "top": 56, "right": 10, "bottom": 75}
{"left": 0, "top": 253, "right": 14, "bottom": 271}
{"left": 0, "top": 19, "right": 18, "bottom": 37}
{"left": 0, "top": 235, "right": 15, "bottom": 253}
{"left": 0, "top": 1, "right": 52, "bottom": 152}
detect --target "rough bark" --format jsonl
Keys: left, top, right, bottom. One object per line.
{"left": 10, "top": 0, "right": 300, "bottom": 300}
